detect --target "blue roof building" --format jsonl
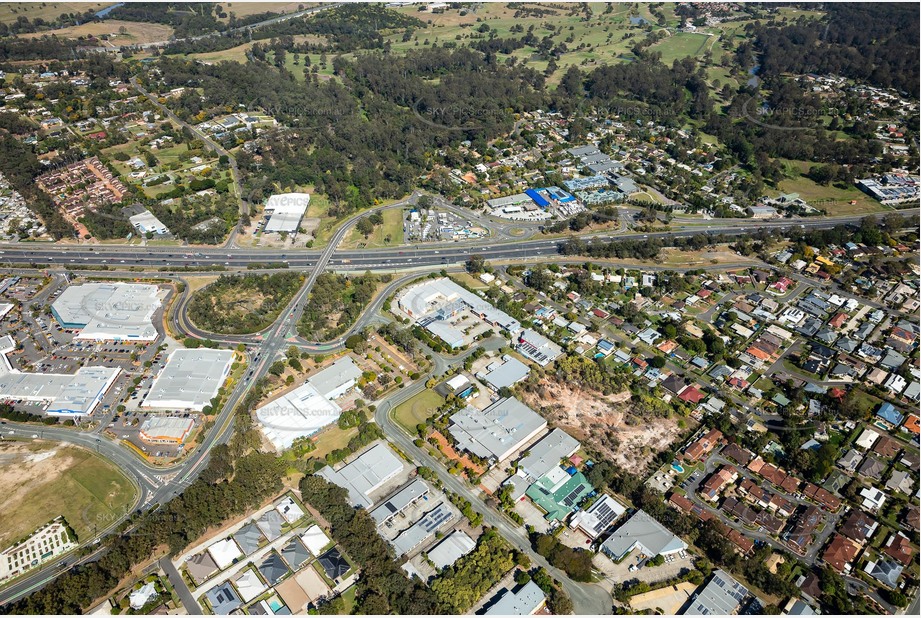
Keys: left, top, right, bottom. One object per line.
{"left": 876, "top": 402, "right": 904, "bottom": 427}
{"left": 525, "top": 189, "right": 550, "bottom": 208}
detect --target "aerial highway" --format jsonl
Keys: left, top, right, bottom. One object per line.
{"left": 0, "top": 182, "right": 384, "bottom": 607}
{"left": 0, "top": 206, "right": 916, "bottom": 609}
{"left": 0, "top": 208, "right": 913, "bottom": 272}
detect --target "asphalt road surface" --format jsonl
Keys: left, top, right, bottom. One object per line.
{"left": 0, "top": 208, "right": 917, "bottom": 610}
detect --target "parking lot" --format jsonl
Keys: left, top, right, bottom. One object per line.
{"left": 594, "top": 548, "right": 696, "bottom": 590}
{"left": 0, "top": 275, "right": 178, "bottom": 427}
{"left": 405, "top": 208, "right": 487, "bottom": 243}
{"left": 104, "top": 408, "right": 199, "bottom": 459}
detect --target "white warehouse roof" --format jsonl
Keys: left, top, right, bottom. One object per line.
{"left": 0, "top": 337, "right": 119, "bottom": 416}
{"left": 256, "top": 381, "right": 341, "bottom": 450}
{"left": 129, "top": 209, "right": 169, "bottom": 236}
{"left": 264, "top": 193, "right": 310, "bottom": 233}
{"left": 307, "top": 356, "right": 362, "bottom": 400}
{"left": 449, "top": 397, "right": 547, "bottom": 463}
{"left": 142, "top": 348, "right": 233, "bottom": 411}
{"left": 398, "top": 278, "right": 520, "bottom": 332}
{"left": 426, "top": 530, "right": 476, "bottom": 570}
{"left": 51, "top": 283, "right": 161, "bottom": 341}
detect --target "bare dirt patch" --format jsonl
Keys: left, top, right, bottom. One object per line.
{"left": 519, "top": 379, "right": 685, "bottom": 471}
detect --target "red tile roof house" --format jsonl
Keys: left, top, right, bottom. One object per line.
{"left": 678, "top": 385, "right": 706, "bottom": 404}
{"left": 829, "top": 313, "right": 848, "bottom": 329}
{"left": 822, "top": 534, "right": 862, "bottom": 573}
{"left": 699, "top": 466, "right": 737, "bottom": 501}
{"left": 883, "top": 532, "right": 915, "bottom": 566}
{"left": 770, "top": 277, "right": 794, "bottom": 293}
{"left": 682, "top": 428, "right": 724, "bottom": 461}
{"left": 889, "top": 327, "right": 916, "bottom": 344}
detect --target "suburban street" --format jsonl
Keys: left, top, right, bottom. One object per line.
{"left": 0, "top": 209, "right": 917, "bottom": 611}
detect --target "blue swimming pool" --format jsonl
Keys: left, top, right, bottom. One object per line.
{"left": 672, "top": 461, "right": 685, "bottom": 473}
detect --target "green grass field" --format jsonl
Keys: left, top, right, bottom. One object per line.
{"left": 309, "top": 425, "right": 358, "bottom": 461}
{"left": 449, "top": 272, "right": 489, "bottom": 290}
{"left": 774, "top": 160, "right": 885, "bottom": 216}
{"left": 393, "top": 390, "right": 445, "bottom": 433}
{"left": 342, "top": 208, "right": 404, "bottom": 249}
{"left": 650, "top": 32, "right": 712, "bottom": 64}
{"left": 0, "top": 2, "right": 107, "bottom": 24}
{"left": 0, "top": 443, "right": 137, "bottom": 546}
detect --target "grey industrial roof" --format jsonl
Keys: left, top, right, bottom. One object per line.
{"left": 264, "top": 193, "right": 310, "bottom": 233}
{"left": 517, "top": 428, "right": 579, "bottom": 481}
{"left": 486, "top": 193, "right": 533, "bottom": 209}
{"left": 449, "top": 397, "right": 547, "bottom": 462}
{"left": 370, "top": 479, "right": 430, "bottom": 526}
{"left": 256, "top": 509, "right": 285, "bottom": 541}
{"left": 568, "top": 145, "right": 601, "bottom": 157}
{"left": 317, "top": 442, "right": 404, "bottom": 508}
{"left": 280, "top": 537, "right": 312, "bottom": 571}
{"left": 600, "top": 509, "right": 687, "bottom": 560}
{"left": 391, "top": 501, "right": 453, "bottom": 556}
{"left": 233, "top": 523, "right": 267, "bottom": 555}
{"left": 139, "top": 415, "right": 193, "bottom": 441}
{"left": 425, "top": 530, "right": 476, "bottom": 571}
{"left": 257, "top": 551, "right": 290, "bottom": 586}
{"left": 0, "top": 365, "right": 120, "bottom": 416}
{"left": 307, "top": 356, "right": 362, "bottom": 399}
{"left": 484, "top": 581, "right": 546, "bottom": 615}
{"left": 142, "top": 348, "right": 233, "bottom": 410}
{"left": 682, "top": 569, "right": 750, "bottom": 615}
{"left": 205, "top": 582, "right": 242, "bottom": 615}
{"left": 481, "top": 356, "right": 531, "bottom": 390}
{"left": 399, "top": 278, "right": 520, "bottom": 332}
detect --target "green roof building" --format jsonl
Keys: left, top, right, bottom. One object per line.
{"left": 525, "top": 466, "right": 594, "bottom": 521}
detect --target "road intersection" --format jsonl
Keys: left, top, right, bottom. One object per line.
{"left": 0, "top": 208, "right": 917, "bottom": 610}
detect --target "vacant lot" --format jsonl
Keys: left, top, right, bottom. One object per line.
{"left": 342, "top": 208, "right": 404, "bottom": 249}
{"left": 218, "top": 2, "right": 311, "bottom": 19}
{"left": 393, "top": 390, "right": 444, "bottom": 433}
{"left": 519, "top": 379, "right": 687, "bottom": 472}
{"left": 22, "top": 20, "right": 174, "bottom": 45}
{"left": 774, "top": 162, "right": 885, "bottom": 216}
{"left": 308, "top": 424, "right": 358, "bottom": 461}
{"left": 0, "top": 441, "right": 137, "bottom": 546}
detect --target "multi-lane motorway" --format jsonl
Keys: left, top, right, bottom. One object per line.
{"left": 0, "top": 207, "right": 917, "bottom": 610}
{"left": 0, "top": 209, "right": 913, "bottom": 272}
